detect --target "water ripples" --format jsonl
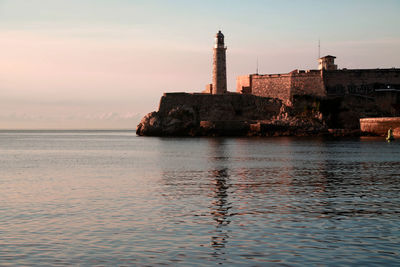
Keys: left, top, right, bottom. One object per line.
{"left": 0, "top": 132, "right": 399, "bottom": 265}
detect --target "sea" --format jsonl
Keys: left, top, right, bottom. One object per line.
{"left": 0, "top": 130, "right": 399, "bottom": 266}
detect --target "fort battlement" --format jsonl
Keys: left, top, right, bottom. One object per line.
{"left": 237, "top": 68, "right": 326, "bottom": 105}
{"left": 237, "top": 63, "right": 400, "bottom": 106}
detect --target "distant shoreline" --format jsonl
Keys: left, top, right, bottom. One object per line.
{"left": 0, "top": 129, "right": 136, "bottom": 132}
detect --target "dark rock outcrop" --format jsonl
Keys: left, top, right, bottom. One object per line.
{"left": 136, "top": 93, "right": 329, "bottom": 137}
{"left": 136, "top": 106, "right": 198, "bottom": 136}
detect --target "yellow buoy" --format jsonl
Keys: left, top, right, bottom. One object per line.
{"left": 386, "top": 127, "right": 395, "bottom": 141}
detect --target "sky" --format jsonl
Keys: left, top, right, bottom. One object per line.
{"left": 1, "top": 0, "right": 399, "bottom": 129}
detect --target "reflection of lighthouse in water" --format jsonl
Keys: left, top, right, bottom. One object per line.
{"left": 210, "top": 168, "right": 231, "bottom": 250}
{"left": 208, "top": 139, "right": 232, "bottom": 258}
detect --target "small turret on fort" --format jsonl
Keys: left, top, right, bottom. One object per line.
{"left": 212, "top": 31, "right": 227, "bottom": 94}
{"left": 318, "top": 55, "right": 337, "bottom": 70}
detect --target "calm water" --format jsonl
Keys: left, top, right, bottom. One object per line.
{"left": 0, "top": 130, "right": 399, "bottom": 266}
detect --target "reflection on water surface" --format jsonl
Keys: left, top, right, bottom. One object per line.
{"left": 0, "top": 132, "right": 399, "bottom": 265}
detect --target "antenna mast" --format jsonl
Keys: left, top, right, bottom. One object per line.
{"left": 256, "top": 57, "right": 259, "bottom": 74}
{"left": 318, "top": 39, "right": 321, "bottom": 59}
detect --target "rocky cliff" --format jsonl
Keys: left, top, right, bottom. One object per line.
{"left": 136, "top": 93, "right": 327, "bottom": 137}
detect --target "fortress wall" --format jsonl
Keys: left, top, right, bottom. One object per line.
{"left": 159, "top": 93, "right": 282, "bottom": 121}
{"left": 250, "top": 74, "right": 292, "bottom": 105}
{"left": 324, "top": 69, "right": 400, "bottom": 95}
{"left": 290, "top": 71, "right": 325, "bottom": 98}
{"left": 360, "top": 117, "right": 400, "bottom": 136}
{"left": 236, "top": 75, "right": 251, "bottom": 93}
{"left": 372, "top": 91, "right": 400, "bottom": 115}
{"left": 237, "top": 72, "right": 325, "bottom": 105}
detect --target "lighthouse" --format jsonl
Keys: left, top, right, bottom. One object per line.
{"left": 212, "top": 31, "right": 227, "bottom": 94}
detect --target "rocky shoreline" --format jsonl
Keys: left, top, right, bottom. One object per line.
{"left": 136, "top": 93, "right": 374, "bottom": 137}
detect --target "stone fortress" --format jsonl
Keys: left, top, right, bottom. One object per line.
{"left": 236, "top": 55, "right": 400, "bottom": 107}
{"left": 136, "top": 31, "right": 400, "bottom": 136}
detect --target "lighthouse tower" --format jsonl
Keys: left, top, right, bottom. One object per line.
{"left": 212, "top": 31, "right": 227, "bottom": 94}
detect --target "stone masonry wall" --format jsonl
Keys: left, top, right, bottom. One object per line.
{"left": 250, "top": 74, "right": 292, "bottom": 105}
{"left": 360, "top": 117, "right": 400, "bottom": 136}
{"left": 290, "top": 70, "right": 325, "bottom": 98}
{"left": 236, "top": 71, "right": 325, "bottom": 105}
{"left": 236, "top": 68, "right": 400, "bottom": 106}
{"left": 236, "top": 75, "right": 251, "bottom": 93}
{"left": 159, "top": 93, "right": 282, "bottom": 121}
{"left": 323, "top": 69, "right": 400, "bottom": 95}
{"left": 212, "top": 47, "right": 227, "bottom": 94}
